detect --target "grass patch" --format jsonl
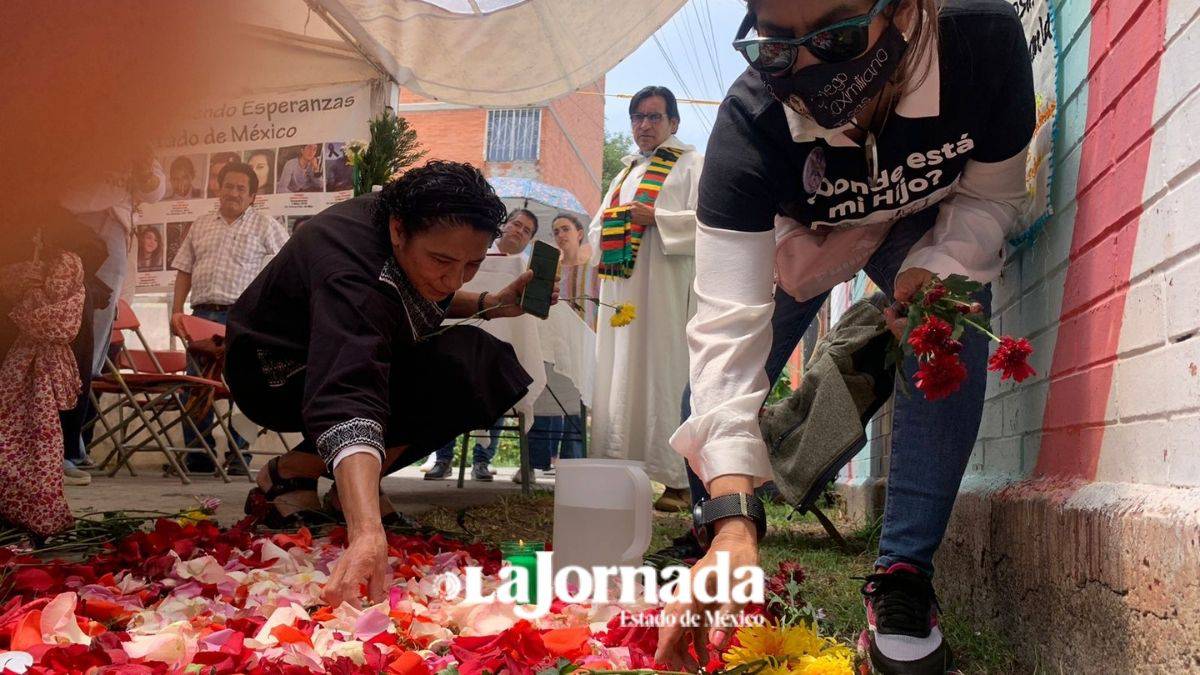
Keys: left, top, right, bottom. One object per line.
{"left": 417, "top": 489, "right": 1020, "bottom": 673}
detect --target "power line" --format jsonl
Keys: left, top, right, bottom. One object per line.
{"left": 660, "top": 13, "right": 717, "bottom": 130}
{"left": 691, "top": 0, "right": 727, "bottom": 95}
{"left": 651, "top": 34, "right": 713, "bottom": 135}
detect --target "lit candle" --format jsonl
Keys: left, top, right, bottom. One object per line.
{"left": 500, "top": 539, "right": 543, "bottom": 605}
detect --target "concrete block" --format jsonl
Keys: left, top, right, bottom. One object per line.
{"left": 1113, "top": 338, "right": 1200, "bottom": 419}
{"left": 937, "top": 479, "right": 1200, "bottom": 672}
{"left": 1155, "top": 11, "right": 1200, "bottom": 125}
{"left": 1143, "top": 87, "right": 1200, "bottom": 200}
{"left": 1118, "top": 275, "right": 1166, "bottom": 355}
{"left": 983, "top": 436, "right": 1023, "bottom": 476}
{"left": 1131, "top": 170, "right": 1200, "bottom": 280}
{"left": 1164, "top": 254, "right": 1200, "bottom": 340}
{"left": 1094, "top": 418, "right": 1173, "bottom": 483}
{"left": 1166, "top": 414, "right": 1200, "bottom": 486}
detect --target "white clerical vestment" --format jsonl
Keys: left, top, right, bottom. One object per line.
{"left": 587, "top": 135, "right": 702, "bottom": 489}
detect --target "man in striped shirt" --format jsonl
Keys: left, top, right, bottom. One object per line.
{"left": 171, "top": 161, "right": 287, "bottom": 475}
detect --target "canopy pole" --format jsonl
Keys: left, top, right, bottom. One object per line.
{"left": 547, "top": 105, "right": 602, "bottom": 194}
{"left": 301, "top": 0, "right": 395, "bottom": 85}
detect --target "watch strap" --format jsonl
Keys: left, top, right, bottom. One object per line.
{"left": 697, "top": 493, "right": 766, "bottom": 539}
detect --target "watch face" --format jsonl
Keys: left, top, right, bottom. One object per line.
{"left": 692, "top": 502, "right": 705, "bottom": 524}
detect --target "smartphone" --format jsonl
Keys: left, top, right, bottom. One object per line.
{"left": 520, "top": 240, "right": 560, "bottom": 319}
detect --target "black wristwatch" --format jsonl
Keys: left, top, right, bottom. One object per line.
{"left": 692, "top": 493, "right": 767, "bottom": 547}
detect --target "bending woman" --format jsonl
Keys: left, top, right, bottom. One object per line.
{"left": 657, "top": 0, "right": 1034, "bottom": 672}
{"left": 226, "top": 161, "right": 547, "bottom": 606}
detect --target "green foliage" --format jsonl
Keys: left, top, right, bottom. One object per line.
{"left": 602, "top": 132, "right": 634, "bottom": 187}
{"left": 766, "top": 370, "right": 793, "bottom": 405}
{"left": 348, "top": 110, "right": 427, "bottom": 196}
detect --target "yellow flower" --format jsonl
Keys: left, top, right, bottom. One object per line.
{"left": 609, "top": 302, "right": 636, "bottom": 327}
{"left": 176, "top": 509, "right": 210, "bottom": 525}
{"left": 800, "top": 652, "right": 855, "bottom": 675}
{"left": 724, "top": 623, "right": 852, "bottom": 674}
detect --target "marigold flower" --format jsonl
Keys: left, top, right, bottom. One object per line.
{"left": 609, "top": 303, "right": 636, "bottom": 328}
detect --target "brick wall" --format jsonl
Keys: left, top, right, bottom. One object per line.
{"left": 973, "top": 0, "right": 1199, "bottom": 486}
{"left": 930, "top": 0, "right": 1200, "bottom": 666}
{"left": 395, "top": 82, "right": 604, "bottom": 215}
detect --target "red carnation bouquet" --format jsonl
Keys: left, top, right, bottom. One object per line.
{"left": 893, "top": 274, "right": 1036, "bottom": 401}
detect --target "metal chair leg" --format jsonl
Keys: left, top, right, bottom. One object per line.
{"left": 456, "top": 433, "right": 469, "bottom": 488}
{"left": 517, "top": 412, "right": 531, "bottom": 496}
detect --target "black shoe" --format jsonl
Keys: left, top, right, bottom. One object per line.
{"left": 861, "top": 563, "right": 954, "bottom": 674}
{"left": 651, "top": 528, "right": 706, "bottom": 566}
{"left": 471, "top": 462, "right": 493, "bottom": 481}
{"left": 224, "top": 459, "right": 251, "bottom": 477}
{"left": 184, "top": 456, "right": 217, "bottom": 475}
{"left": 424, "top": 460, "right": 452, "bottom": 480}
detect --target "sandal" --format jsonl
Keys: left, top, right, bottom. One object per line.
{"left": 244, "top": 457, "right": 336, "bottom": 529}
{"left": 321, "top": 488, "right": 425, "bottom": 532}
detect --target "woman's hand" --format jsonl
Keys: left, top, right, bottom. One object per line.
{"left": 885, "top": 266, "right": 933, "bottom": 338}
{"left": 654, "top": 518, "right": 760, "bottom": 671}
{"left": 486, "top": 270, "right": 560, "bottom": 319}
{"left": 323, "top": 452, "right": 389, "bottom": 607}
{"left": 322, "top": 525, "right": 389, "bottom": 607}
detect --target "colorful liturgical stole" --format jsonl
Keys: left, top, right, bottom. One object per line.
{"left": 599, "top": 147, "right": 682, "bottom": 279}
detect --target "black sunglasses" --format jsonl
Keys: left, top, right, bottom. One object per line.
{"left": 733, "top": 0, "right": 896, "bottom": 72}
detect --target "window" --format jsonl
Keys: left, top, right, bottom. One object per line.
{"left": 486, "top": 109, "right": 541, "bottom": 162}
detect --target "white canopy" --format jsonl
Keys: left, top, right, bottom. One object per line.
{"left": 256, "top": 0, "right": 688, "bottom": 106}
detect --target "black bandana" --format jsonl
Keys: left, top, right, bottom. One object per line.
{"left": 762, "top": 23, "right": 909, "bottom": 129}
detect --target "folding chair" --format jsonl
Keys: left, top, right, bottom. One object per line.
{"left": 86, "top": 304, "right": 241, "bottom": 483}
{"left": 455, "top": 410, "right": 535, "bottom": 495}
{"left": 172, "top": 312, "right": 288, "bottom": 474}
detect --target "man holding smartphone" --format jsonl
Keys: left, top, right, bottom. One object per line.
{"left": 586, "top": 85, "right": 703, "bottom": 512}
{"left": 424, "top": 208, "right": 542, "bottom": 481}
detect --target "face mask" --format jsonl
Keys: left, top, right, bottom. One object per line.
{"left": 761, "top": 22, "right": 909, "bottom": 129}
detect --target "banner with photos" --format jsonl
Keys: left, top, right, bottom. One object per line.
{"left": 1013, "top": 0, "right": 1058, "bottom": 245}
{"left": 134, "top": 81, "right": 373, "bottom": 292}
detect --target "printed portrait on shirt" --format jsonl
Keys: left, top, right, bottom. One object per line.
{"left": 160, "top": 154, "right": 205, "bottom": 201}
{"left": 243, "top": 148, "right": 276, "bottom": 196}
{"left": 136, "top": 223, "right": 165, "bottom": 272}
{"left": 206, "top": 151, "right": 242, "bottom": 198}
{"left": 166, "top": 221, "right": 191, "bottom": 268}
{"left": 277, "top": 143, "right": 324, "bottom": 193}
{"left": 324, "top": 142, "right": 353, "bottom": 193}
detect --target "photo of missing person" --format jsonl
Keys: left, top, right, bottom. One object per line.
{"left": 243, "top": 148, "right": 276, "bottom": 195}
{"left": 137, "top": 224, "right": 165, "bottom": 272}
{"left": 324, "top": 142, "right": 353, "bottom": 192}
{"left": 161, "top": 154, "right": 205, "bottom": 201}
{"left": 277, "top": 143, "right": 323, "bottom": 193}
{"left": 286, "top": 215, "right": 313, "bottom": 235}
{"left": 166, "top": 221, "right": 191, "bottom": 269}
{"left": 206, "top": 151, "right": 242, "bottom": 197}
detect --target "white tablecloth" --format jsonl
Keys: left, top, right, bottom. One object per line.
{"left": 458, "top": 254, "right": 546, "bottom": 429}
{"left": 537, "top": 301, "right": 596, "bottom": 409}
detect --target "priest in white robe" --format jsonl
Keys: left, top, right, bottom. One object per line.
{"left": 587, "top": 86, "right": 702, "bottom": 512}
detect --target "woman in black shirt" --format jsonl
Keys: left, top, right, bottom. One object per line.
{"left": 226, "top": 161, "right": 545, "bottom": 607}
{"left": 657, "top": 0, "right": 1034, "bottom": 672}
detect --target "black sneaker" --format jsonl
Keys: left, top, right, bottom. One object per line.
{"left": 471, "top": 462, "right": 494, "bottom": 481}
{"left": 424, "top": 460, "right": 452, "bottom": 480}
{"left": 861, "top": 563, "right": 953, "bottom": 674}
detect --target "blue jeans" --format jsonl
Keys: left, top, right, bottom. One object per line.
{"left": 435, "top": 420, "right": 501, "bottom": 465}
{"left": 529, "top": 414, "right": 586, "bottom": 469}
{"left": 183, "top": 307, "right": 248, "bottom": 470}
{"left": 680, "top": 209, "right": 989, "bottom": 575}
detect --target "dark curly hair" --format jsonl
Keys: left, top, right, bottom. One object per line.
{"left": 374, "top": 161, "right": 507, "bottom": 238}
